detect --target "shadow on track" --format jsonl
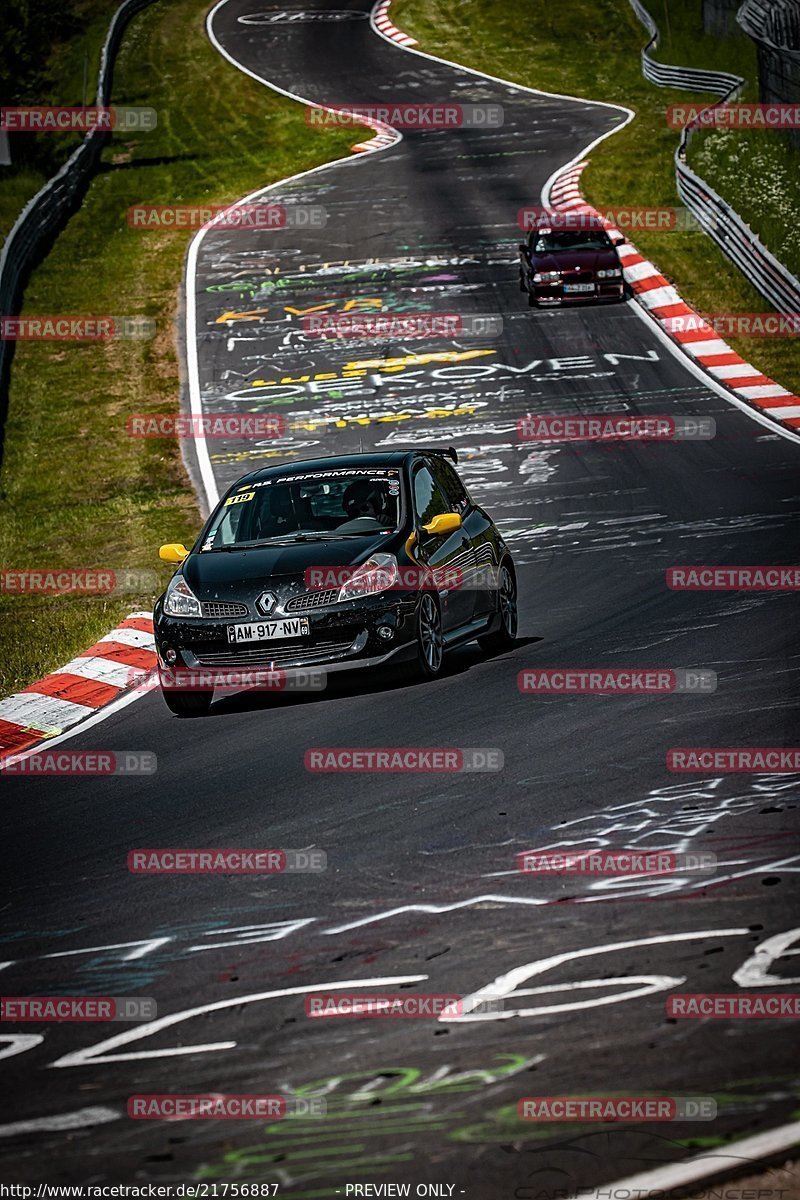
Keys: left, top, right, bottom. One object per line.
{"left": 170, "top": 636, "right": 544, "bottom": 719}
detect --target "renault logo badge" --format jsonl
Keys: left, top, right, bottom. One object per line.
{"left": 255, "top": 591, "right": 277, "bottom": 615}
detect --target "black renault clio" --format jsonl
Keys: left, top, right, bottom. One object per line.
{"left": 154, "top": 449, "right": 518, "bottom": 715}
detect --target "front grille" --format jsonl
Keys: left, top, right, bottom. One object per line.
{"left": 201, "top": 601, "right": 250, "bottom": 618}
{"left": 195, "top": 638, "right": 356, "bottom": 668}
{"left": 285, "top": 588, "right": 339, "bottom": 612}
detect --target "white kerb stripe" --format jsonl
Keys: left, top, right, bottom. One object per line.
{"left": 708, "top": 362, "right": 759, "bottom": 379}
{"left": 0, "top": 693, "right": 96, "bottom": 731}
{"left": 54, "top": 656, "right": 151, "bottom": 688}
{"left": 96, "top": 627, "right": 156, "bottom": 650}
{"left": 623, "top": 259, "right": 661, "bottom": 283}
{"left": 765, "top": 404, "right": 800, "bottom": 418}
{"left": 684, "top": 338, "right": 733, "bottom": 358}
{"left": 737, "top": 383, "right": 791, "bottom": 399}
{"left": 637, "top": 284, "right": 682, "bottom": 309}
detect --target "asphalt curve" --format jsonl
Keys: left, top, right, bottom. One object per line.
{"left": 2, "top": 0, "right": 800, "bottom": 1194}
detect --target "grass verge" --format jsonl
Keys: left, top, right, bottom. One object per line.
{"left": 0, "top": 0, "right": 357, "bottom": 696}
{"left": 393, "top": 0, "right": 799, "bottom": 393}
{"left": 647, "top": 0, "right": 800, "bottom": 280}
{"left": 1, "top": 0, "right": 123, "bottom": 241}
{"left": 689, "top": 130, "right": 800, "bottom": 279}
{"left": 647, "top": 0, "right": 757, "bottom": 86}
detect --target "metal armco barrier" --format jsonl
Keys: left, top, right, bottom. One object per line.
{"left": 0, "top": 0, "right": 158, "bottom": 451}
{"left": 628, "top": 0, "right": 800, "bottom": 315}
{"left": 628, "top": 0, "right": 744, "bottom": 94}
{"left": 676, "top": 160, "right": 800, "bottom": 312}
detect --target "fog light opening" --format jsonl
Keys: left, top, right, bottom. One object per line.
{"left": 377, "top": 625, "right": 394, "bottom": 641}
{"left": 164, "top": 647, "right": 178, "bottom": 665}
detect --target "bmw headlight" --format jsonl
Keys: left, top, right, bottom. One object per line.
{"left": 163, "top": 574, "right": 202, "bottom": 617}
{"left": 597, "top": 268, "right": 622, "bottom": 279}
{"left": 338, "top": 553, "right": 399, "bottom": 603}
{"left": 533, "top": 271, "right": 561, "bottom": 283}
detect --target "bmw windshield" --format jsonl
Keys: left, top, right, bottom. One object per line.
{"left": 200, "top": 468, "right": 404, "bottom": 551}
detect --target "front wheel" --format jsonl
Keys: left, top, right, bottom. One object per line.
{"left": 413, "top": 593, "right": 444, "bottom": 679}
{"left": 527, "top": 290, "right": 538, "bottom": 308}
{"left": 479, "top": 561, "right": 518, "bottom": 653}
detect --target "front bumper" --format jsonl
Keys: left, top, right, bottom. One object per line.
{"left": 154, "top": 593, "right": 419, "bottom": 674}
{"left": 531, "top": 281, "right": 624, "bottom": 304}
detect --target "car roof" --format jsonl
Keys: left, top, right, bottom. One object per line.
{"left": 233, "top": 449, "right": 457, "bottom": 487}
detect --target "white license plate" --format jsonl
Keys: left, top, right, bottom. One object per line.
{"left": 227, "top": 618, "right": 310, "bottom": 644}
{"left": 564, "top": 283, "right": 595, "bottom": 293}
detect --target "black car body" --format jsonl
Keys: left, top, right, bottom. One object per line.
{"left": 154, "top": 449, "right": 518, "bottom": 715}
{"left": 519, "top": 225, "right": 625, "bottom": 306}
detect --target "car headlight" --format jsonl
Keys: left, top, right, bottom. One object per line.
{"left": 533, "top": 271, "right": 561, "bottom": 283}
{"left": 597, "top": 268, "right": 622, "bottom": 279}
{"left": 338, "top": 553, "right": 399, "bottom": 603}
{"left": 163, "top": 574, "right": 202, "bottom": 617}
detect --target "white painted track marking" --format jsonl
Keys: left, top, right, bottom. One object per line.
{"left": 49, "top": 975, "right": 428, "bottom": 1066}
{"left": 0, "top": 1106, "right": 121, "bottom": 1138}
{"left": 580, "top": 1118, "right": 800, "bottom": 1196}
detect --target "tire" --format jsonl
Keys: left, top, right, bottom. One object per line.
{"left": 161, "top": 685, "right": 213, "bottom": 717}
{"left": 518, "top": 270, "right": 527, "bottom": 293}
{"left": 413, "top": 593, "right": 444, "bottom": 679}
{"left": 527, "top": 291, "right": 537, "bottom": 308}
{"left": 479, "top": 560, "right": 518, "bottom": 653}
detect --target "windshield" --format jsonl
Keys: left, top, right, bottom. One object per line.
{"left": 533, "top": 230, "right": 611, "bottom": 253}
{"left": 201, "top": 469, "right": 403, "bottom": 550}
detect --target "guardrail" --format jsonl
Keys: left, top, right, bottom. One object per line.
{"left": 0, "top": 0, "right": 157, "bottom": 452}
{"left": 628, "top": 0, "right": 744, "bottom": 94}
{"left": 675, "top": 161, "right": 800, "bottom": 312}
{"left": 627, "top": 0, "right": 800, "bottom": 314}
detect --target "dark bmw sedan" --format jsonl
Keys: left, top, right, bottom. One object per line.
{"left": 519, "top": 225, "right": 625, "bottom": 307}
{"left": 154, "top": 449, "right": 518, "bottom": 715}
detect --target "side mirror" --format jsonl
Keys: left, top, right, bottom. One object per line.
{"left": 612, "top": 234, "right": 626, "bottom": 246}
{"left": 159, "top": 543, "right": 189, "bottom": 564}
{"left": 519, "top": 243, "right": 527, "bottom": 252}
{"left": 422, "top": 512, "right": 462, "bottom": 537}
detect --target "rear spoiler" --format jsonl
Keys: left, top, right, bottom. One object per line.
{"left": 391, "top": 446, "right": 458, "bottom": 464}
